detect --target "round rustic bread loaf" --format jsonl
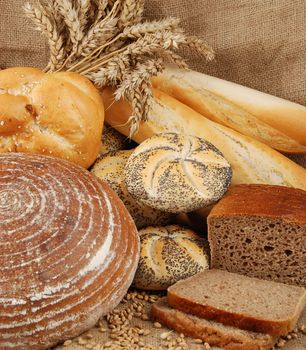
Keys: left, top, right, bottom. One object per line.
{"left": 124, "top": 133, "right": 232, "bottom": 213}
{"left": 0, "top": 152, "right": 139, "bottom": 350}
{"left": 91, "top": 150, "right": 173, "bottom": 228}
{"left": 0, "top": 67, "right": 104, "bottom": 168}
{"left": 133, "top": 225, "right": 210, "bottom": 290}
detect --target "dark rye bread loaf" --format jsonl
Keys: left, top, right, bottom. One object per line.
{"left": 208, "top": 184, "right": 306, "bottom": 286}
{"left": 167, "top": 269, "right": 306, "bottom": 336}
{"left": 152, "top": 298, "right": 277, "bottom": 350}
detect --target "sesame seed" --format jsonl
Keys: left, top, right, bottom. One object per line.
{"left": 154, "top": 322, "right": 162, "bottom": 328}
{"left": 63, "top": 339, "right": 72, "bottom": 346}
{"left": 193, "top": 339, "right": 202, "bottom": 344}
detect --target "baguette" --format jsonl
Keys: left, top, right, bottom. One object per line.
{"left": 152, "top": 67, "right": 306, "bottom": 153}
{"left": 101, "top": 87, "right": 306, "bottom": 191}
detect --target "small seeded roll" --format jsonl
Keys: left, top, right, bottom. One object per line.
{"left": 133, "top": 225, "right": 210, "bottom": 290}
{"left": 91, "top": 150, "right": 173, "bottom": 229}
{"left": 124, "top": 133, "right": 232, "bottom": 213}
{"left": 98, "top": 124, "right": 131, "bottom": 156}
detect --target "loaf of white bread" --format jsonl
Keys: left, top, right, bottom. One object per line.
{"left": 0, "top": 67, "right": 104, "bottom": 168}
{"left": 101, "top": 87, "right": 306, "bottom": 191}
{"left": 152, "top": 67, "right": 306, "bottom": 153}
{"left": 208, "top": 184, "right": 306, "bottom": 287}
{"left": 0, "top": 152, "right": 139, "bottom": 349}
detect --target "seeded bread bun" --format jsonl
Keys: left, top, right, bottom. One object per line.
{"left": 91, "top": 150, "right": 173, "bottom": 229}
{"left": 0, "top": 152, "right": 139, "bottom": 349}
{"left": 0, "top": 67, "right": 104, "bottom": 168}
{"left": 124, "top": 133, "right": 232, "bottom": 213}
{"left": 133, "top": 225, "right": 210, "bottom": 290}
{"left": 99, "top": 124, "right": 130, "bottom": 156}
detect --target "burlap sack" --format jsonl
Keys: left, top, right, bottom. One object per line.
{"left": 0, "top": 1, "right": 305, "bottom": 349}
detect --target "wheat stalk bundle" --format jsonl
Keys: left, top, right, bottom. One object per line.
{"left": 24, "top": 0, "right": 214, "bottom": 134}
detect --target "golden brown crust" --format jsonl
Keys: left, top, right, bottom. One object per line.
{"left": 152, "top": 68, "right": 306, "bottom": 152}
{"left": 0, "top": 152, "right": 139, "bottom": 349}
{"left": 167, "top": 291, "right": 293, "bottom": 336}
{"left": 152, "top": 298, "right": 277, "bottom": 350}
{"left": 0, "top": 67, "right": 104, "bottom": 168}
{"left": 209, "top": 184, "right": 306, "bottom": 225}
{"left": 101, "top": 87, "right": 306, "bottom": 191}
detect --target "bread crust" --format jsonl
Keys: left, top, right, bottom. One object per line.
{"left": 152, "top": 298, "right": 277, "bottom": 350}
{"left": 0, "top": 152, "right": 140, "bottom": 349}
{"left": 0, "top": 67, "right": 104, "bottom": 168}
{"left": 91, "top": 150, "right": 173, "bottom": 228}
{"left": 133, "top": 225, "right": 209, "bottom": 290}
{"left": 124, "top": 132, "right": 232, "bottom": 213}
{"left": 209, "top": 184, "right": 306, "bottom": 224}
{"left": 167, "top": 292, "right": 294, "bottom": 335}
{"left": 152, "top": 67, "right": 306, "bottom": 152}
{"left": 167, "top": 270, "right": 306, "bottom": 336}
{"left": 102, "top": 87, "right": 306, "bottom": 191}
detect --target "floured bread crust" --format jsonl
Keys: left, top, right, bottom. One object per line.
{"left": 0, "top": 152, "right": 139, "bottom": 349}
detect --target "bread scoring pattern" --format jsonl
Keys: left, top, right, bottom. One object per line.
{"left": 0, "top": 67, "right": 104, "bottom": 168}
{"left": 133, "top": 225, "right": 210, "bottom": 290}
{"left": 92, "top": 150, "right": 173, "bottom": 228}
{"left": 124, "top": 133, "right": 232, "bottom": 213}
{"left": 0, "top": 153, "right": 139, "bottom": 349}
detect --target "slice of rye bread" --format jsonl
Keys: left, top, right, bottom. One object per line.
{"left": 207, "top": 184, "right": 306, "bottom": 287}
{"left": 152, "top": 298, "right": 277, "bottom": 350}
{"left": 167, "top": 269, "right": 306, "bottom": 335}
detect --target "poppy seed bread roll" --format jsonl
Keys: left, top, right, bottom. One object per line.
{"left": 91, "top": 150, "right": 173, "bottom": 229}
{"left": 99, "top": 124, "right": 131, "bottom": 156}
{"left": 124, "top": 133, "right": 232, "bottom": 213}
{"left": 133, "top": 225, "right": 210, "bottom": 290}
{"left": 0, "top": 152, "right": 139, "bottom": 349}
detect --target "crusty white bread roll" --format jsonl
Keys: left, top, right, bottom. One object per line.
{"left": 91, "top": 150, "right": 173, "bottom": 228}
{"left": 133, "top": 225, "right": 209, "bottom": 290}
{"left": 0, "top": 152, "right": 139, "bottom": 350}
{"left": 152, "top": 67, "right": 306, "bottom": 153}
{"left": 0, "top": 67, "right": 104, "bottom": 168}
{"left": 101, "top": 87, "right": 306, "bottom": 191}
{"left": 124, "top": 133, "right": 232, "bottom": 213}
